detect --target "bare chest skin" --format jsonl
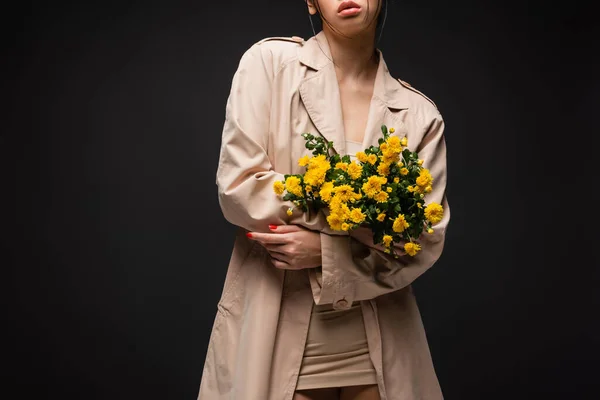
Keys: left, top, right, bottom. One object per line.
{"left": 338, "top": 75, "right": 376, "bottom": 145}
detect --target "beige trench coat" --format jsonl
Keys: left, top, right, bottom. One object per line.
{"left": 198, "top": 31, "right": 450, "bottom": 400}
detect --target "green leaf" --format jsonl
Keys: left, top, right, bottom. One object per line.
{"left": 381, "top": 125, "right": 388, "bottom": 134}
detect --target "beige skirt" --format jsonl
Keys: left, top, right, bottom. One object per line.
{"left": 296, "top": 301, "right": 378, "bottom": 390}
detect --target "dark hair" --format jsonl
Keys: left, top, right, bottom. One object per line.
{"left": 309, "top": 0, "right": 388, "bottom": 43}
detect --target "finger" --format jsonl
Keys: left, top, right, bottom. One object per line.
{"left": 268, "top": 224, "right": 304, "bottom": 234}
{"left": 267, "top": 250, "right": 290, "bottom": 262}
{"left": 270, "top": 256, "right": 292, "bottom": 270}
{"left": 263, "top": 242, "right": 286, "bottom": 251}
{"left": 247, "top": 232, "right": 289, "bottom": 244}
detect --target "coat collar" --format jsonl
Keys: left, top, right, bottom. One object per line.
{"left": 298, "top": 31, "right": 409, "bottom": 154}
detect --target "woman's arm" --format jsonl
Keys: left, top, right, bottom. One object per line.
{"left": 216, "top": 42, "right": 330, "bottom": 234}
{"left": 308, "top": 112, "right": 451, "bottom": 308}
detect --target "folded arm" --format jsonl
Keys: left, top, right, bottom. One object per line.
{"left": 308, "top": 113, "right": 451, "bottom": 308}
{"left": 216, "top": 43, "right": 331, "bottom": 234}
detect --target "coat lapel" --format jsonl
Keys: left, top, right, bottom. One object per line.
{"left": 361, "top": 55, "right": 411, "bottom": 149}
{"left": 298, "top": 63, "right": 347, "bottom": 155}
{"left": 298, "top": 33, "right": 346, "bottom": 155}
{"left": 298, "top": 31, "right": 411, "bottom": 156}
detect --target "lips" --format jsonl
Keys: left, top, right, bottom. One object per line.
{"left": 337, "top": 0, "right": 361, "bottom": 13}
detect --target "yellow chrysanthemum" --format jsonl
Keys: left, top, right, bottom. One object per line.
{"left": 362, "top": 176, "right": 387, "bottom": 198}
{"left": 424, "top": 202, "right": 444, "bottom": 224}
{"left": 338, "top": 203, "right": 352, "bottom": 220}
{"left": 308, "top": 154, "right": 328, "bottom": 169}
{"left": 284, "top": 176, "right": 303, "bottom": 197}
{"left": 400, "top": 167, "right": 409, "bottom": 176}
{"left": 416, "top": 175, "right": 430, "bottom": 187}
{"left": 303, "top": 170, "right": 319, "bottom": 187}
{"left": 386, "top": 136, "right": 401, "bottom": 150}
{"left": 273, "top": 180, "right": 285, "bottom": 195}
{"left": 347, "top": 162, "right": 363, "bottom": 180}
{"left": 305, "top": 158, "right": 331, "bottom": 185}
{"left": 329, "top": 197, "right": 351, "bottom": 220}
{"left": 377, "top": 213, "right": 386, "bottom": 222}
{"left": 335, "top": 162, "right": 349, "bottom": 171}
{"left": 404, "top": 242, "right": 421, "bottom": 256}
{"left": 374, "top": 191, "right": 389, "bottom": 203}
{"left": 417, "top": 202, "right": 422, "bottom": 209}
{"left": 407, "top": 185, "right": 415, "bottom": 193}
{"left": 326, "top": 213, "right": 344, "bottom": 231}
{"left": 381, "top": 151, "right": 400, "bottom": 164}
{"left": 416, "top": 169, "right": 433, "bottom": 188}
{"left": 382, "top": 235, "right": 393, "bottom": 247}
{"left": 356, "top": 152, "right": 368, "bottom": 163}
{"left": 319, "top": 181, "right": 334, "bottom": 202}
{"left": 286, "top": 208, "right": 293, "bottom": 216}
{"left": 394, "top": 177, "right": 400, "bottom": 183}
{"left": 367, "top": 154, "right": 378, "bottom": 165}
{"left": 328, "top": 194, "right": 342, "bottom": 210}
{"left": 427, "top": 228, "right": 434, "bottom": 234}
{"left": 361, "top": 183, "right": 378, "bottom": 198}
{"left": 377, "top": 162, "right": 391, "bottom": 176}
{"left": 332, "top": 184, "right": 361, "bottom": 203}
{"left": 417, "top": 159, "right": 424, "bottom": 166}
{"left": 389, "top": 127, "right": 395, "bottom": 133}
{"left": 400, "top": 137, "right": 408, "bottom": 147}
{"left": 425, "top": 185, "right": 432, "bottom": 193}
{"left": 392, "top": 214, "right": 410, "bottom": 233}
{"left": 298, "top": 155, "right": 310, "bottom": 167}
{"left": 341, "top": 223, "right": 350, "bottom": 231}
{"left": 386, "top": 187, "right": 393, "bottom": 193}
{"left": 384, "top": 138, "right": 402, "bottom": 159}
{"left": 350, "top": 208, "right": 366, "bottom": 224}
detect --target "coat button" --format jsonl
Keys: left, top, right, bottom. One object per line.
{"left": 335, "top": 299, "right": 349, "bottom": 308}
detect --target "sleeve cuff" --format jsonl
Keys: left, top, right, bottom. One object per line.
{"left": 308, "top": 233, "right": 356, "bottom": 310}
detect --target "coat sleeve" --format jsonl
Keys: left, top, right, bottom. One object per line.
{"left": 216, "top": 43, "right": 330, "bottom": 233}
{"left": 308, "top": 111, "right": 451, "bottom": 309}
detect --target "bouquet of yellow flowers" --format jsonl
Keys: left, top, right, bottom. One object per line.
{"left": 273, "top": 125, "right": 444, "bottom": 258}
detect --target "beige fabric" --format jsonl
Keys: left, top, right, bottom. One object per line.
{"left": 296, "top": 301, "right": 377, "bottom": 390}
{"left": 198, "top": 31, "right": 450, "bottom": 400}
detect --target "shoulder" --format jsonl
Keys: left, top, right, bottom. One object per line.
{"left": 396, "top": 78, "right": 440, "bottom": 115}
{"left": 255, "top": 36, "right": 306, "bottom": 47}
{"left": 239, "top": 36, "right": 305, "bottom": 73}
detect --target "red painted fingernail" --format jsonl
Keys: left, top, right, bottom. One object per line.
{"left": 246, "top": 232, "right": 253, "bottom": 238}
{"left": 269, "top": 224, "right": 277, "bottom": 230}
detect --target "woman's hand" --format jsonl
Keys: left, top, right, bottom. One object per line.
{"left": 246, "top": 225, "right": 322, "bottom": 270}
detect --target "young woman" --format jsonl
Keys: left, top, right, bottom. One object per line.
{"left": 197, "top": 1, "right": 450, "bottom": 399}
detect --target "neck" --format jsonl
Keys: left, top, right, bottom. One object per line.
{"left": 320, "top": 28, "right": 378, "bottom": 81}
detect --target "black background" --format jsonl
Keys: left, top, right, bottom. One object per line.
{"left": 4, "top": 0, "right": 598, "bottom": 399}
